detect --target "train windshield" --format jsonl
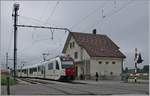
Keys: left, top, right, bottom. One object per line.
{"left": 61, "top": 61, "right": 74, "bottom": 69}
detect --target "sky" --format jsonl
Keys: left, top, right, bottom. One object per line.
{"left": 0, "top": 0, "right": 149, "bottom": 69}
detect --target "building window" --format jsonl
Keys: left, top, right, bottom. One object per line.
{"left": 112, "top": 61, "right": 116, "bottom": 64}
{"left": 70, "top": 42, "right": 75, "bottom": 49}
{"left": 74, "top": 52, "right": 78, "bottom": 59}
{"left": 98, "top": 61, "right": 102, "bottom": 64}
{"left": 72, "top": 42, "right": 75, "bottom": 48}
{"left": 105, "top": 61, "right": 109, "bottom": 64}
{"left": 70, "top": 43, "right": 72, "bottom": 49}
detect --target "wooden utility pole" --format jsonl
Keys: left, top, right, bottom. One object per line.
{"left": 12, "top": 3, "right": 19, "bottom": 80}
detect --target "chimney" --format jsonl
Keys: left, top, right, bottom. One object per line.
{"left": 92, "top": 29, "right": 96, "bottom": 34}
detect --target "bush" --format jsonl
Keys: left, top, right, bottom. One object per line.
{"left": 1, "top": 75, "right": 16, "bottom": 85}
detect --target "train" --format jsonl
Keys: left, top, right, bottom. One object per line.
{"left": 17, "top": 55, "right": 76, "bottom": 81}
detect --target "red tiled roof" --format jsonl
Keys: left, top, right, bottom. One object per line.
{"left": 62, "top": 32, "right": 126, "bottom": 58}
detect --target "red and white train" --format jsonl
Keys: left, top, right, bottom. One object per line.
{"left": 17, "top": 55, "right": 76, "bottom": 81}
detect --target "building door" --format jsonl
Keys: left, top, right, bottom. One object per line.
{"left": 85, "top": 60, "right": 90, "bottom": 75}
{"left": 75, "top": 66, "right": 78, "bottom": 78}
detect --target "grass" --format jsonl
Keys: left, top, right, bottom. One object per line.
{"left": 1, "top": 75, "right": 17, "bottom": 85}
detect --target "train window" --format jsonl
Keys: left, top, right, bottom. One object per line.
{"left": 32, "top": 67, "right": 37, "bottom": 72}
{"left": 48, "top": 63, "right": 53, "bottom": 70}
{"left": 56, "top": 61, "right": 59, "bottom": 70}
{"left": 62, "top": 61, "right": 74, "bottom": 69}
{"left": 25, "top": 70, "right": 27, "bottom": 74}
{"left": 24, "top": 69, "right": 27, "bottom": 74}
{"left": 29, "top": 68, "right": 33, "bottom": 74}
{"left": 38, "top": 66, "right": 40, "bottom": 71}
{"left": 22, "top": 69, "right": 27, "bottom": 74}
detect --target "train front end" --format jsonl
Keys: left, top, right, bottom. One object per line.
{"left": 60, "top": 56, "right": 75, "bottom": 81}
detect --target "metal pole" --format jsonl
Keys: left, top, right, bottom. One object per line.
{"left": 42, "top": 53, "right": 48, "bottom": 78}
{"left": 6, "top": 53, "right": 10, "bottom": 95}
{"left": 6, "top": 53, "right": 8, "bottom": 69}
{"left": 6, "top": 76, "right": 10, "bottom": 95}
{"left": 16, "top": 24, "right": 71, "bottom": 33}
{"left": 13, "top": 3, "right": 19, "bottom": 80}
{"left": 134, "top": 48, "right": 138, "bottom": 83}
{"left": 134, "top": 63, "right": 137, "bottom": 83}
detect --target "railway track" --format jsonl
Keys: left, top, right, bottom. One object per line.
{"left": 19, "top": 78, "right": 51, "bottom": 84}
{"left": 18, "top": 78, "right": 95, "bottom": 95}
{"left": 18, "top": 78, "right": 75, "bottom": 95}
{"left": 19, "top": 77, "right": 87, "bottom": 84}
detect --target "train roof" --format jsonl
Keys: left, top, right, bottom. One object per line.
{"left": 21, "top": 55, "right": 73, "bottom": 69}
{"left": 22, "top": 62, "right": 43, "bottom": 69}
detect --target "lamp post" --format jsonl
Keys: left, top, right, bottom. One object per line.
{"left": 12, "top": 3, "right": 19, "bottom": 80}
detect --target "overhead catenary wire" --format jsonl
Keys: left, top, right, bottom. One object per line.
{"left": 18, "top": 42, "right": 62, "bottom": 64}
{"left": 38, "top": 1, "right": 51, "bottom": 22}
{"left": 70, "top": 1, "right": 107, "bottom": 30}
{"left": 44, "top": 1, "right": 59, "bottom": 25}
{"left": 43, "top": 1, "right": 60, "bottom": 40}
{"left": 19, "top": 16, "right": 47, "bottom": 25}
{"left": 17, "top": 16, "right": 52, "bottom": 53}
{"left": 18, "top": 37, "right": 52, "bottom": 54}
{"left": 22, "top": 1, "right": 60, "bottom": 45}
{"left": 83, "top": 0, "right": 134, "bottom": 32}
{"left": 114, "top": 0, "right": 117, "bottom": 8}
{"left": 18, "top": 33, "right": 63, "bottom": 56}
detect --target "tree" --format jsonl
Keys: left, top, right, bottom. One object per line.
{"left": 142, "top": 65, "right": 149, "bottom": 73}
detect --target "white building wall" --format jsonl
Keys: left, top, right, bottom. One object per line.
{"left": 82, "top": 49, "right": 90, "bottom": 60}
{"left": 90, "top": 58, "right": 122, "bottom": 77}
{"left": 65, "top": 36, "right": 81, "bottom": 61}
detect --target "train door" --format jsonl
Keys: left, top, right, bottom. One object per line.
{"left": 27, "top": 69, "right": 29, "bottom": 77}
{"left": 54, "top": 60, "right": 60, "bottom": 80}
{"left": 43, "top": 65, "right": 46, "bottom": 78}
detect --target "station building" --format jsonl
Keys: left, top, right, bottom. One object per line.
{"left": 62, "top": 30, "right": 126, "bottom": 80}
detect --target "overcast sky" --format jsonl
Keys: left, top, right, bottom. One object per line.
{"left": 0, "top": 0, "right": 149, "bottom": 69}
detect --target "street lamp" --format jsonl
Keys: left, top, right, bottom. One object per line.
{"left": 13, "top": 3, "right": 19, "bottom": 11}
